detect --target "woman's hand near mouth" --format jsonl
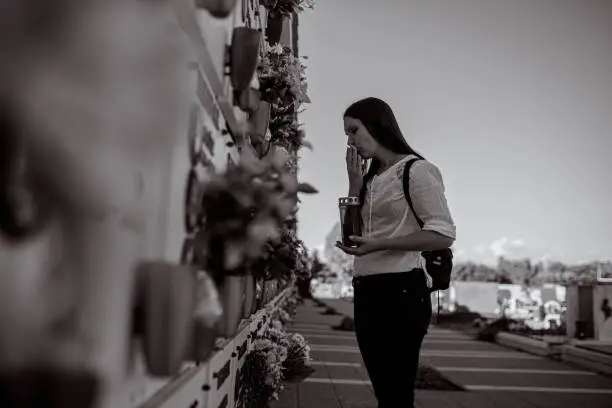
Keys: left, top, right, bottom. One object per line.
{"left": 346, "top": 145, "right": 364, "bottom": 195}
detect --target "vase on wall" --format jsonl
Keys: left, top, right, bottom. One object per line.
{"left": 184, "top": 169, "right": 204, "bottom": 234}
{"left": 242, "top": 274, "right": 256, "bottom": 319}
{"left": 187, "top": 104, "right": 201, "bottom": 167}
{"left": 185, "top": 270, "right": 222, "bottom": 363}
{"left": 265, "top": 12, "right": 285, "bottom": 44}
{"left": 133, "top": 262, "right": 195, "bottom": 377}
{"left": 229, "top": 27, "right": 262, "bottom": 92}
{"left": 235, "top": 87, "right": 261, "bottom": 114}
{"left": 259, "top": 0, "right": 278, "bottom": 8}
{"left": 216, "top": 275, "right": 246, "bottom": 337}
{"left": 248, "top": 101, "right": 270, "bottom": 157}
{"left": 195, "top": 0, "right": 239, "bottom": 18}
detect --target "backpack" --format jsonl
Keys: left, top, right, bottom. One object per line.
{"left": 402, "top": 158, "right": 454, "bottom": 292}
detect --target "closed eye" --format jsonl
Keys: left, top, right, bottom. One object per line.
{"left": 345, "top": 126, "right": 357, "bottom": 136}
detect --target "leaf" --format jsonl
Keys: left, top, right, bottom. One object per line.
{"left": 301, "top": 140, "right": 313, "bottom": 150}
{"left": 297, "top": 182, "right": 317, "bottom": 194}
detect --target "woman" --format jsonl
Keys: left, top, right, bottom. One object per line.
{"left": 336, "top": 97, "right": 456, "bottom": 408}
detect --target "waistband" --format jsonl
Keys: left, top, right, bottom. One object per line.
{"left": 352, "top": 268, "right": 426, "bottom": 289}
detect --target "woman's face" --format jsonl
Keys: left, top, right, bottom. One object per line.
{"left": 343, "top": 116, "right": 378, "bottom": 159}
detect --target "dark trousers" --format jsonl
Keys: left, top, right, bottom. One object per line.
{"left": 353, "top": 270, "right": 432, "bottom": 408}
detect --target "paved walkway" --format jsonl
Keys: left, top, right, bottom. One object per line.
{"left": 272, "top": 298, "right": 612, "bottom": 408}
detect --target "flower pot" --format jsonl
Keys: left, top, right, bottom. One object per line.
{"left": 216, "top": 275, "right": 246, "bottom": 337}
{"left": 235, "top": 87, "right": 261, "bottom": 113}
{"left": 229, "top": 27, "right": 262, "bottom": 92}
{"left": 134, "top": 261, "right": 195, "bottom": 377}
{"left": 242, "top": 274, "right": 256, "bottom": 319}
{"left": 265, "top": 12, "right": 285, "bottom": 44}
{"left": 185, "top": 270, "right": 222, "bottom": 363}
{"left": 195, "top": 0, "right": 239, "bottom": 18}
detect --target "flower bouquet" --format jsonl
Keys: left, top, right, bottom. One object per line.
{"left": 282, "top": 332, "right": 312, "bottom": 380}
{"left": 258, "top": 44, "right": 310, "bottom": 110}
{"left": 198, "top": 148, "right": 316, "bottom": 278}
{"left": 250, "top": 224, "right": 310, "bottom": 289}
{"left": 262, "top": 320, "right": 312, "bottom": 381}
{"left": 237, "top": 338, "right": 286, "bottom": 408}
{"left": 197, "top": 148, "right": 316, "bottom": 335}
{"left": 277, "top": 308, "right": 292, "bottom": 325}
{"left": 280, "top": 292, "right": 299, "bottom": 319}
{"left": 263, "top": 324, "right": 291, "bottom": 355}
{"left": 265, "top": 0, "right": 315, "bottom": 16}
{"left": 258, "top": 45, "right": 311, "bottom": 154}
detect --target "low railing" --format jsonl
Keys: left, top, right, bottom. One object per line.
{"left": 136, "top": 286, "right": 291, "bottom": 408}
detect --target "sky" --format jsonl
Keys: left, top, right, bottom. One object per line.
{"left": 294, "top": 0, "right": 612, "bottom": 265}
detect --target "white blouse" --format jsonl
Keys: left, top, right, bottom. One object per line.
{"left": 352, "top": 155, "right": 456, "bottom": 277}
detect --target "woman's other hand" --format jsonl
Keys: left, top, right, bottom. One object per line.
{"left": 346, "top": 145, "right": 364, "bottom": 195}
{"left": 335, "top": 236, "right": 381, "bottom": 256}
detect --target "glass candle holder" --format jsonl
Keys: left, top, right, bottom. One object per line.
{"left": 338, "top": 197, "right": 362, "bottom": 247}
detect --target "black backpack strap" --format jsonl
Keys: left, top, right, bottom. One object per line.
{"left": 402, "top": 158, "right": 424, "bottom": 229}
{"left": 403, "top": 157, "right": 442, "bottom": 320}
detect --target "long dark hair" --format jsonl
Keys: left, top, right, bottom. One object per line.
{"left": 343, "top": 97, "right": 423, "bottom": 211}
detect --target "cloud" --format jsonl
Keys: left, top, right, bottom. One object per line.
{"left": 489, "top": 236, "right": 527, "bottom": 258}
{"left": 458, "top": 236, "right": 557, "bottom": 265}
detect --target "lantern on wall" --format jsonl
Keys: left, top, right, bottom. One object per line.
{"left": 228, "top": 27, "right": 262, "bottom": 91}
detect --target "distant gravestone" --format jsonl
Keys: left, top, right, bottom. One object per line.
{"left": 453, "top": 282, "right": 499, "bottom": 318}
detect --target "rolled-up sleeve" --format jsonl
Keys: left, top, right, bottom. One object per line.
{"left": 408, "top": 161, "right": 456, "bottom": 240}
